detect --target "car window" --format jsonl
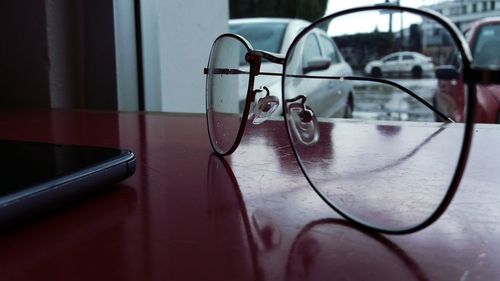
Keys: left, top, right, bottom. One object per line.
{"left": 229, "top": 22, "right": 287, "bottom": 53}
{"left": 445, "top": 50, "right": 461, "bottom": 68}
{"left": 319, "top": 35, "right": 340, "bottom": 63}
{"left": 302, "top": 33, "right": 322, "bottom": 64}
{"left": 383, "top": 55, "right": 399, "bottom": 62}
{"left": 402, "top": 54, "right": 414, "bottom": 60}
{"left": 471, "top": 23, "right": 500, "bottom": 66}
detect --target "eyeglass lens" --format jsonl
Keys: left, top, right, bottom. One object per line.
{"left": 206, "top": 8, "right": 470, "bottom": 232}
{"left": 206, "top": 36, "right": 251, "bottom": 154}
{"left": 283, "top": 10, "right": 466, "bottom": 231}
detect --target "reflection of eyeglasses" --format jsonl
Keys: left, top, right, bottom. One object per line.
{"left": 204, "top": 5, "right": 500, "bottom": 234}
{"left": 287, "top": 218, "right": 429, "bottom": 280}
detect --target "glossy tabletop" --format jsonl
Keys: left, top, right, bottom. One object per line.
{"left": 0, "top": 110, "right": 499, "bottom": 281}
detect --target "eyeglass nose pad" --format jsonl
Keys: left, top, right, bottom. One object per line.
{"left": 249, "top": 87, "right": 279, "bottom": 125}
{"left": 251, "top": 95, "right": 279, "bottom": 125}
{"left": 287, "top": 102, "right": 319, "bottom": 146}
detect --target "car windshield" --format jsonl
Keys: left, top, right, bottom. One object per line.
{"left": 229, "top": 22, "right": 287, "bottom": 53}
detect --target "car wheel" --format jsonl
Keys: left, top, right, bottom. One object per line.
{"left": 412, "top": 66, "right": 422, "bottom": 79}
{"left": 371, "top": 67, "right": 382, "bottom": 78}
{"left": 344, "top": 94, "right": 354, "bottom": 119}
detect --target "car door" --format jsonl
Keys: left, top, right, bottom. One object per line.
{"left": 317, "top": 34, "right": 352, "bottom": 118}
{"left": 295, "top": 32, "right": 328, "bottom": 117}
{"left": 401, "top": 54, "right": 415, "bottom": 72}
{"left": 382, "top": 54, "right": 400, "bottom": 74}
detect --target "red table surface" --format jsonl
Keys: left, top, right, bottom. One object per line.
{"left": 0, "top": 109, "right": 499, "bottom": 281}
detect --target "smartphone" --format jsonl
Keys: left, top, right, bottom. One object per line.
{"left": 0, "top": 140, "right": 136, "bottom": 228}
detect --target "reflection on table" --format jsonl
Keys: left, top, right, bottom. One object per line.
{"left": 0, "top": 110, "right": 498, "bottom": 281}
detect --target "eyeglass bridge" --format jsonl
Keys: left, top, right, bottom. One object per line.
{"left": 245, "top": 50, "right": 285, "bottom": 77}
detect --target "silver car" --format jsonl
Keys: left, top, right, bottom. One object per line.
{"left": 229, "top": 18, "right": 355, "bottom": 118}
{"left": 364, "top": 51, "right": 434, "bottom": 79}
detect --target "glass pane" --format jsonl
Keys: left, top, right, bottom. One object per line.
{"left": 283, "top": 9, "right": 466, "bottom": 231}
{"left": 468, "top": 19, "right": 500, "bottom": 124}
{"left": 471, "top": 23, "right": 500, "bottom": 67}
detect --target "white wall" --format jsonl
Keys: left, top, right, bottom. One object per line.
{"left": 114, "top": 0, "right": 140, "bottom": 111}
{"left": 141, "top": 0, "right": 229, "bottom": 113}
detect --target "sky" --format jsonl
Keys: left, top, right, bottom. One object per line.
{"left": 325, "top": 0, "right": 448, "bottom": 14}
{"left": 324, "top": 0, "right": 449, "bottom": 36}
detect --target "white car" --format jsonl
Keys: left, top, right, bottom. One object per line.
{"left": 364, "top": 51, "right": 434, "bottom": 78}
{"left": 229, "top": 18, "right": 355, "bottom": 119}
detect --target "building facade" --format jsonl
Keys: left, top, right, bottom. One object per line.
{"left": 425, "top": 0, "right": 500, "bottom": 30}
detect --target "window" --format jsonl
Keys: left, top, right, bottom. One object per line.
{"left": 302, "top": 33, "right": 322, "bottom": 64}
{"left": 319, "top": 35, "right": 340, "bottom": 63}
{"left": 450, "top": 6, "right": 460, "bottom": 15}
{"left": 462, "top": 4, "right": 467, "bottom": 14}
{"left": 473, "top": 3, "right": 477, "bottom": 12}
{"left": 472, "top": 23, "right": 500, "bottom": 66}
{"left": 402, "top": 55, "right": 414, "bottom": 61}
{"left": 383, "top": 55, "right": 399, "bottom": 62}
{"left": 492, "top": 1, "right": 496, "bottom": 10}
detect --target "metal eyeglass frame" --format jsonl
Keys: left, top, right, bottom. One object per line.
{"left": 205, "top": 5, "right": 500, "bottom": 234}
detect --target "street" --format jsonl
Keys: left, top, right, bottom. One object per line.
{"left": 352, "top": 77, "right": 438, "bottom": 122}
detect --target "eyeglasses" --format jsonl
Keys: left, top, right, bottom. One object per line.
{"left": 204, "top": 5, "right": 500, "bottom": 234}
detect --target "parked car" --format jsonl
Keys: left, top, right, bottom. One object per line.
{"left": 364, "top": 51, "right": 434, "bottom": 78}
{"left": 434, "top": 17, "right": 500, "bottom": 123}
{"left": 229, "top": 18, "right": 355, "bottom": 119}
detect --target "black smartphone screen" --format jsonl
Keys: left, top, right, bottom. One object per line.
{"left": 0, "top": 140, "right": 127, "bottom": 197}
{"left": 0, "top": 139, "right": 135, "bottom": 228}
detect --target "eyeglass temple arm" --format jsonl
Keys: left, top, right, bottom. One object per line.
{"left": 203, "top": 68, "right": 282, "bottom": 76}
{"left": 203, "top": 68, "right": 453, "bottom": 122}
